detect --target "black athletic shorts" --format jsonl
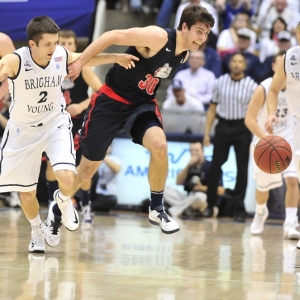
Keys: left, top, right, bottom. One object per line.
{"left": 74, "top": 84, "right": 163, "bottom": 161}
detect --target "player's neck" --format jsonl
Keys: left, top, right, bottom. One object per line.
{"left": 175, "top": 31, "right": 189, "bottom": 56}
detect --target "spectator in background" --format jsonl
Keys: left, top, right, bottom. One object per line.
{"left": 45, "top": 29, "right": 102, "bottom": 227}
{"left": 216, "top": 0, "right": 253, "bottom": 31}
{"left": 156, "top": 0, "right": 182, "bottom": 27}
{"left": 259, "top": 30, "right": 293, "bottom": 82}
{"left": 166, "top": 50, "right": 215, "bottom": 110}
{"left": 179, "top": 39, "right": 222, "bottom": 78}
{"left": 203, "top": 53, "right": 257, "bottom": 222}
{"left": 217, "top": 13, "right": 257, "bottom": 57}
{"left": 259, "top": 18, "right": 296, "bottom": 62}
{"left": 162, "top": 79, "right": 204, "bottom": 112}
{"left": 174, "top": 0, "right": 219, "bottom": 36}
{"left": 164, "top": 142, "right": 224, "bottom": 218}
{"left": 256, "top": 0, "right": 298, "bottom": 39}
{"left": 91, "top": 145, "right": 121, "bottom": 212}
{"left": 222, "top": 28, "right": 262, "bottom": 82}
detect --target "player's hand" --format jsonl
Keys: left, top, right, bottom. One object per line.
{"left": 265, "top": 114, "right": 278, "bottom": 134}
{"left": 203, "top": 134, "right": 210, "bottom": 147}
{"left": 66, "top": 103, "right": 83, "bottom": 117}
{"left": 66, "top": 60, "right": 83, "bottom": 82}
{"left": 116, "top": 54, "right": 139, "bottom": 69}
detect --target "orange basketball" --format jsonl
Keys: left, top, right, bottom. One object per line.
{"left": 254, "top": 135, "right": 292, "bottom": 174}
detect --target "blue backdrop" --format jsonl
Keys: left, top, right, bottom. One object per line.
{"left": 0, "top": 0, "right": 96, "bottom": 40}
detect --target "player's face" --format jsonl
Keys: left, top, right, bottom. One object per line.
{"left": 30, "top": 33, "right": 59, "bottom": 64}
{"left": 296, "top": 27, "right": 300, "bottom": 45}
{"left": 59, "top": 37, "right": 76, "bottom": 52}
{"left": 184, "top": 22, "right": 210, "bottom": 51}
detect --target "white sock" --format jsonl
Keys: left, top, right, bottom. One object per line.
{"left": 285, "top": 207, "right": 298, "bottom": 224}
{"left": 256, "top": 203, "right": 267, "bottom": 215}
{"left": 58, "top": 191, "right": 69, "bottom": 201}
{"left": 28, "top": 214, "right": 42, "bottom": 227}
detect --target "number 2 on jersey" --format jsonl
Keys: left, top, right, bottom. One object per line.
{"left": 37, "top": 91, "right": 48, "bottom": 103}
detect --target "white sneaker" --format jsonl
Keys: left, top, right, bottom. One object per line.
{"left": 53, "top": 190, "right": 79, "bottom": 231}
{"left": 284, "top": 218, "right": 300, "bottom": 240}
{"left": 80, "top": 201, "right": 93, "bottom": 227}
{"left": 149, "top": 206, "right": 180, "bottom": 234}
{"left": 28, "top": 223, "right": 46, "bottom": 253}
{"left": 45, "top": 201, "right": 62, "bottom": 247}
{"left": 250, "top": 208, "right": 269, "bottom": 235}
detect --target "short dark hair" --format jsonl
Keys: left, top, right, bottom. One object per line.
{"left": 59, "top": 29, "right": 77, "bottom": 46}
{"left": 177, "top": 5, "right": 215, "bottom": 31}
{"left": 27, "top": 16, "right": 60, "bottom": 45}
{"left": 229, "top": 52, "right": 247, "bottom": 64}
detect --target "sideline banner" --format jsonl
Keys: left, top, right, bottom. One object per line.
{"left": 0, "top": 0, "right": 95, "bottom": 40}
{"left": 111, "top": 137, "right": 256, "bottom": 212}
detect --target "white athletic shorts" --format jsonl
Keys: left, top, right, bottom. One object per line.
{"left": 0, "top": 113, "right": 76, "bottom": 192}
{"left": 251, "top": 132, "right": 298, "bottom": 192}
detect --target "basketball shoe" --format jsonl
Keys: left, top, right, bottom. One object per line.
{"left": 283, "top": 217, "right": 300, "bottom": 240}
{"left": 45, "top": 201, "right": 62, "bottom": 247}
{"left": 53, "top": 190, "right": 79, "bottom": 231}
{"left": 28, "top": 223, "right": 46, "bottom": 253}
{"left": 149, "top": 206, "right": 180, "bottom": 234}
{"left": 80, "top": 201, "right": 93, "bottom": 227}
{"left": 250, "top": 207, "right": 269, "bottom": 235}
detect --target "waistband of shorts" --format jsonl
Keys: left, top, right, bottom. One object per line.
{"left": 218, "top": 116, "right": 244, "bottom": 123}
{"left": 101, "top": 83, "right": 135, "bottom": 105}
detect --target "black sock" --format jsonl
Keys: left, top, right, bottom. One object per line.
{"left": 46, "top": 180, "right": 59, "bottom": 201}
{"left": 52, "top": 202, "right": 62, "bottom": 216}
{"left": 81, "top": 189, "right": 91, "bottom": 206}
{"left": 150, "top": 190, "right": 163, "bottom": 210}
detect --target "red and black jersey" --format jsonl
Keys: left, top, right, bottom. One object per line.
{"left": 105, "top": 29, "right": 187, "bottom": 104}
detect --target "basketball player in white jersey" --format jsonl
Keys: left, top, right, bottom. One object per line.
{"left": 265, "top": 22, "right": 300, "bottom": 248}
{"left": 245, "top": 51, "right": 300, "bottom": 239}
{"left": 0, "top": 16, "right": 138, "bottom": 253}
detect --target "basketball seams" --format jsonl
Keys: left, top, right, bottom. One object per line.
{"left": 254, "top": 135, "right": 292, "bottom": 174}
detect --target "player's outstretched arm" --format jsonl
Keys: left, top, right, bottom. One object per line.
{"left": 67, "top": 26, "right": 167, "bottom": 80}
{"left": 245, "top": 85, "right": 268, "bottom": 139}
{"left": 265, "top": 55, "right": 286, "bottom": 134}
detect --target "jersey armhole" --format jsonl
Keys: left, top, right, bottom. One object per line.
{"left": 7, "top": 52, "right": 21, "bottom": 80}
{"left": 283, "top": 54, "right": 287, "bottom": 75}
{"left": 260, "top": 84, "right": 267, "bottom": 104}
{"left": 62, "top": 46, "right": 68, "bottom": 74}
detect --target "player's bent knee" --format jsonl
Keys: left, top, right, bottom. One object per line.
{"left": 19, "top": 191, "right": 36, "bottom": 203}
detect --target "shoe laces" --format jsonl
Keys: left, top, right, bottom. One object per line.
{"left": 59, "top": 197, "right": 76, "bottom": 220}
{"left": 154, "top": 207, "right": 170, "bottom": 223}
{"left": 32, "top": 225, "right": 44, "bottom": 244}
{"left": 50, "top": 217, "right": 62, "bottom": 236}
{"left": 253, "top": 212, "right": 264, "bottom": 225}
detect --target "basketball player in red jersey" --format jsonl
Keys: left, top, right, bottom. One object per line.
{"left": 67, "top": 5, "right": 215, "bottom": 234}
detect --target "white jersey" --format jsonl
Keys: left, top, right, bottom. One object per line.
{"left": 7, "top": 45, "right": 68, "bottom": 126}
{"left": 285, "top": 46, "right": 300, "bottom": 118}
{"left": 253, "top": 77, "right": 293, "bottom": 144}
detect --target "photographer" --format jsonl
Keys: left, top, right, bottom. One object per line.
{"left": 164, "top": 142, "right": 224, "bottom": 218}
